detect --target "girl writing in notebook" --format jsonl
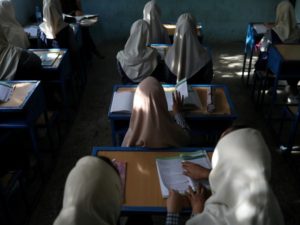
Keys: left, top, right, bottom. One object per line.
{"left": 165, "top": 127, "right": 284, "bottom": 225}
{"left": 122, "top": 76, "right": 191, "bottom": 147}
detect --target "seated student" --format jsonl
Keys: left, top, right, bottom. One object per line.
{"left": 53, "top": 156, "right": 121, "bottom": 225}
{"left": 255, "top": 1, "right": 300, "bottom": 103}
{"left": 0, "top": 0, "right": 30, "bottom": 49}
{"left": 59, "top": 0, "right": 104, "bottom": 59}
{"left": 165, "top": 127, "right": 284, "bottom": 225}
{"left": 165, "top": 13, "right": 213, "bottom": 84}
{"left": 39, "top": 0, "right": 79, "bottom": 61}
{"left": 122, "top": 76, "right": 190, "bottom": 147}
{"left": 116, "top": 19, "right": 160, "bottom": 84}
{"left": 0, "top": 25, "right": 42, "bottom": 80}
{"left": 143, "top": 1, "right": 171, "bottom": 44}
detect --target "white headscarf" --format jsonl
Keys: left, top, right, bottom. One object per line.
{"left": 0, "top": 26, "right": 22, "bottom": 80}
{"left": 116, "top": 19, "right": 158, "bottom": 83}
{"left": 273, "top": 1, "right": 300, "bottom": 43}
{"left": 187, "top": 128, "right": 284, "bottom": 225}
{"left": 0, "top": 0, "right": 30, "bottom": 48}
{"left": 143, "top": 1, "right": 170, "bottom": 44}
{"left": 122, "top": 77, "right": 190, "bottom": 147}
{"left": 165, "top": 13, "right": 211, "bottom": 82}
{"left": 39, "top": 0, "right": 68, "bottom": 39}
{"left": 53, "top": 156, "right": 122, "bottom": 225}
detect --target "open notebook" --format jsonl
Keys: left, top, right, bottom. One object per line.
{"left": 110, "top": 80, "right": 202, "bottom": 113}
{"left": 156, "top": 150, "right": 211, "bottom": 198}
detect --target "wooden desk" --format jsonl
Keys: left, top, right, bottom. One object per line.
{"left": 92, "top": 146, "right": 213, "bottom": 213}
{"left": 0, "top": 81, "right": 46, "bottom": 157}
{"left": 108, "top": 84, "right": 237, "bottom": 146}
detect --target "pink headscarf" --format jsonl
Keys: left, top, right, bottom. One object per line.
{"left": 122, "top": 77, "right": 190, "bottom": 147}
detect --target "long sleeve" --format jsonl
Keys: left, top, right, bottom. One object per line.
{"left": 165, "top": 212, "right": 180, "bottom": 225}
{"left": 174, "top": 113, "right": 190, "bottom": 131}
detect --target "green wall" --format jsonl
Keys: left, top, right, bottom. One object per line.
{"left": 12, "top": 0, "right": 35, "bottom": 25}
{"left": 15, "top": 0, "right": 285, "bottom": 42}
{"left": 296, "top": 0, "right": 300, "bottom": 22}
{"left": 82, "top": 0, "right": 282, "bottom": 42}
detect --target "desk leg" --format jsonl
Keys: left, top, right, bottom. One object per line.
{"left": 246, "top": 47, "right": 254, "bottom": 86}
{"left": 286, "top": 110, "right": 300, "bottom": 153}
{"left": 241, "top": 51, "right": 247, "bottom": 80}
{"left": 110, "top": 120, "right": 117, "bottom": 146}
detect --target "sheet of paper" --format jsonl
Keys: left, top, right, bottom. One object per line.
{"left": 253, "top": 24, "right": 268, "bottom": 34}
{"left": 164, "top": 91, "right": 173, "bottom": 111}
{"left": 156, "top": 151, "right": 211, "bottom": 198}
{"left": 0, "top": 82, "right": 14, "bottom": 102}
{"left": 176, "top": 79, "right": 188, "bottom": 98}
{"left": 156, "top": 158, "right": 192, "bottom": 197}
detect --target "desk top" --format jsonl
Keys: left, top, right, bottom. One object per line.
{"left": 109, "top": 84, "right": 236, "bottom": 119}
{"left": 0, "top": 81, "right": 40, "bottom": 110}
{"left": 275, "top": 44, "right": 300, "bottom": 61}
{"left": 92, "top": 146, "right": 213, "bottom": 213}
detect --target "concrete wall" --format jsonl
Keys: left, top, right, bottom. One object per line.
{"left": 14, "top": 0, "right": 284, "bottom": 42}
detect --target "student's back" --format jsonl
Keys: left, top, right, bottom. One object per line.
{"left": 122, "top": 77, "right": 190, "bottom": 147}
{"left": 0, "top": 25, "right": 41, "bottom": 80}
{"left": 165, "top": 13, "right": 213, "bottom": 84}
{"left": 116, "top": 20, "right": 159, "bottom": 84}
{"left": 0, "top": 0, "right": 30, "bottom": 49}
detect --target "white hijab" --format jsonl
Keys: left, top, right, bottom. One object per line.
{"left": 165, "top": 13, "right": 211, "bottom": 82}
{"left": 143, "top": 1, "right": 170, "bottom": 44}
{"left": 273, "top": 1, "right": 300, "bottom": 43}
{"left": 0, "top": 0, "right": 30, "bottom": 48}
{"left": 187, "top": 128, "right": 284, "bottom": 225}
{"left": 53, "top": 156, "right": 122, "bottom": 225}
{"left": 116, "top": 19, "right": 158, "bottom": 83}
{"left": 0, "top": 25, "right": 22, "bottom": 80}
{"left": 40, "top": 0, "right": 68, "bottom": 39}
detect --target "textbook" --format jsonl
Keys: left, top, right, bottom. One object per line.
{"left": 0, "top": 82, "right": 14, "bottom": 102}
{"left": 63, "top": 13, "right": 98, "bottom": 23}
{"left": 110, "top": 91, "right": 135, "bottom": 113}
{"left": 112, "top": 159, "right": 127, "bottom": 202}
{"left": 156, "top": 150, "right": 211, "bottom": 198}
{"left": 165, "top": 79, "right": 202, "bottom": 111}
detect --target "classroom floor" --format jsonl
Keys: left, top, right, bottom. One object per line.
{"left": 25, "top": 41, "right": 300, "bottom": 225}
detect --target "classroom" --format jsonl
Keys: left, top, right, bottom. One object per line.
{"left": 1, "top": 0, "right": 300, "bottom": 224}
